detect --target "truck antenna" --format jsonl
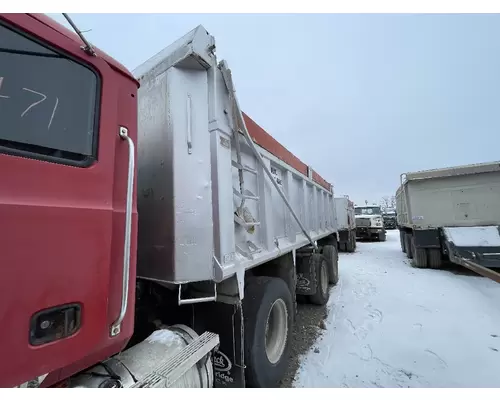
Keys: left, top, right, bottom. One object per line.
{"left": 62, "top": 13, "right": 96, "bottom": 56}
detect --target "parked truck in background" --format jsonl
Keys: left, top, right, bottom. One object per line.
{"left": 0, "top": 14, "right": 340, "bottom": 388}
{"left": 354, "top": 204, "right": 386, "bottom": 242}
{"left": 334, "top": 196, "right": 356, "bottom": 252}
{"left": 396, "top": 161, "right": 500, "bottom": 272}
{"left": 382, "top": 208, "right": 397, "bottom": 230}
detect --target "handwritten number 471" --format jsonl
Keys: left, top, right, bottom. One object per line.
{"left": 22, "top": 88, "right": 59, "bottom": 130}
{"left": 0, "top": 77, "right": 59, "bottom": 130}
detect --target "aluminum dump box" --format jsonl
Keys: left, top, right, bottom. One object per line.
{"left": 133, "top": 26, "right": 337, "bottom": 285}
{"left": 335, "top": 197, "right": 355, "bottom": 231}
{"left": 396, "top": 161, "right": 500, "bottom": 229}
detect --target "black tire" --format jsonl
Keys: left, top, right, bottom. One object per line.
{"left": 405, "top": 233, "right": 413, "bottom": 259}
{"left": 345, "top": 239, "right": 351, "bottom": 253}
{"left": 400, "top": 231, "right": 406, "bottom": 253}
{"left": 411, "top": 236, "right": 427, "bottom": 268}
{"left": 309, "top": 254, "right": 330, "bottom": 305}
{"left": 243, "top": 276, "right": 294, "bottom": 388}
{"left": 322, "top": 244, "right": 339, "bottom": 285}
{"left": 428, "top": 248, "right": 442, "bottom": 269}
{"left": 346, "top": 232, "right": 355, "bottom": 253}
{"left": 345, "top": 240, "right": 350, "bottom": 251}
{"left": 340, "top": 241, "right": 347, "bottom": 252}
{"left": 378, "top": 231, "right": 386, "bottom": 242}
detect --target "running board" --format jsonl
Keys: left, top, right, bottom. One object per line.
{"left": 131, "top": 332, "right": 219, "bottom": 388}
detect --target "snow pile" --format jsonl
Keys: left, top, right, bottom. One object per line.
{"left": 443, "top": 226, "right": 500, "bottom": 247}
{"left": 293, "top": 231, "right": 500, "bottom": 388}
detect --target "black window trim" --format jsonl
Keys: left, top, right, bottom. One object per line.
{"left": 0, "top": 19, "right": 102, "bottom": 168}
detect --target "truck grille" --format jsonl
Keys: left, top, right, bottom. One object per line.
{"left": 356, "top": 218, "right": 371, "bottom": 227}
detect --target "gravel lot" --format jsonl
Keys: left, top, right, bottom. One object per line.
{"left": 280, "top": 302, "right": 329, "bottom": 387}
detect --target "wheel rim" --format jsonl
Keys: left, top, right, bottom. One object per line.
{"left": 265, "top": 299, "right": 288, "bottom": 364}
{"left": 320, "top": 261, "right": 328, "bottom": 294}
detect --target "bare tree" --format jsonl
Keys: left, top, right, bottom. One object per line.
{"left": 380, "top": 195, "right": 397, "bottom": 211}
{"left": 390, "top": 195, "right": 396, "bottom": 208}
{"left": 380, "top": 196, "right": 390, "bottom": 210}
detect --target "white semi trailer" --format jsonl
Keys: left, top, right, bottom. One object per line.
{"left": 396, "top": 161, "right": 500, "bottom": 277}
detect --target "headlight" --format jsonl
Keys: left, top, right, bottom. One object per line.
{"left": 372, "top": 217, "right": 383, "bottom": 227}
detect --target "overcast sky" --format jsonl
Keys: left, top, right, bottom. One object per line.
{"left": 49, "top": 13, "right": 500, "bottom": 205}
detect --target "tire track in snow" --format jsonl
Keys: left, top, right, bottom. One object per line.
{"left": 321, "top": 274, "right": 345, "bottom": 368}
{"left": 344, "top": 304, "right": 383, "bottom": 340}
{"left": 424, "top": 349, "right": 448, "bottom": 368}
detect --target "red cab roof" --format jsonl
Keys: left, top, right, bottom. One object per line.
{"left": 29, "top": 13, "right": 137, "bottom": 83}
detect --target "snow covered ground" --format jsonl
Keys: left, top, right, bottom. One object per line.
{"left": 293, "top": 230, "right": 500, "bottom": 388}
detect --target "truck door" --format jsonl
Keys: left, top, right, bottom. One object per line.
{"left": 0, "top": 15, "right": 136, "bottom": 387}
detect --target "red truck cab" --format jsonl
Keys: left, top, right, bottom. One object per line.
{"left": 0, "top": 13, "right": 138, "bottom": 387}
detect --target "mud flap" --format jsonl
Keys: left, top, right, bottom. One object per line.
{"left": 295, "top": 253, "right": 317, "bottom": 296}
{"left": 194, "top": 301, "right": 245, "bottom": 388}
{"left": 338, "top": 229, "right": 350, "bottom": 243}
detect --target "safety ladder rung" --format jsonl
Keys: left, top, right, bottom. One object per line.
{"left": 233, "top": 188, "right": 259, "bottom": 201}
{"left": 234, "top": 214, "right": 261, "bottom": 228}
{"left": 232, "top": 160, "right": 257, "bottom": 175}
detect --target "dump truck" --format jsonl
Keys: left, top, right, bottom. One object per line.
{"left": 0, "top": 14, "right": 340, "bottom": 388}
{"left": 334, "top": 196, "right": 356, "bottom": 252}
{"left": 354, "top": 204, "right": 386, "bottom": 241}
{"left": 396, "top": 161, "right": 500, "bottom": 275}
{"left": 382, "top": 208, "right": 397, "bottom": 230}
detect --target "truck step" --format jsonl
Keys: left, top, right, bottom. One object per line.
{"left": 236, "top": 240, "right": 262, "bottom": 259}
{"left": 131, "top": 331, "right": 219, "bottom": 388}
{"left": 246, "top": 240, "right": 261, "bottom": 254}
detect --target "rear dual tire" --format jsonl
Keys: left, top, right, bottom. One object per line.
{"left": 406, "top": 233, "right": 443, "bottom": 269}
{"left": 404, "top": 233, "right": 413, "bottom": 259}
{"left": 346, "top": 232, "right": 356, "bottom": 252}
{"left": 299, "top": 248, "right": 337, "bottom": 305}
{"left": 243, "top": 276, "right": 293, "bottom": 388}
{"left": 310, "top": 253, "right": 331, "bottom": 305}
{"left": 322, "top": 245, "right": 339, "bottom": 285}
{"left": 411, "top": 236, "right": 427, "bottom": 268}
{"left": 400, "top": 231, "right": 406, "bottom": 253}
{"left": 428, "top": 248, "right": 442, "bottom": 269}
